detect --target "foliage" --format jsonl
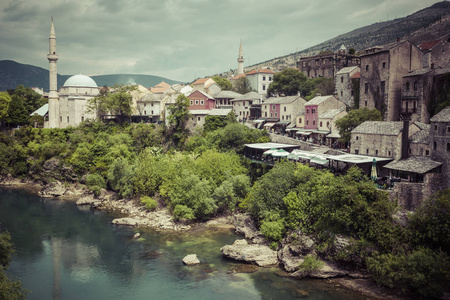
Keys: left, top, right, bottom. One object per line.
{"left": 107, "top": 157, "right": 135, "bottom": 198}
{"left": 6, "top": 94, "right": 28, "bottom": 126}
{"left": 232, "top": 76, "right": 252, "bottom": 94}
{"left": 88, "top": 84, "right": 136, "bottom": 121}
{"left": 173, "top": 205, "right": 195, "bottom": 221}
{"left": 409, "top": 188, "right": 450, "bottom": 253}
{"left": 0, "top": 230, "right": 28, "bottom": 299}
{"left": 140, "top": 196, "right": 158, "bottom": 211}
{"left": 335, "top": 108, "right": 382, "bottom": 144}
{"left": 212, "top": 76, "right": 232, "bottom": 91}
{"left": 203, "top": 111, "right": 237, "bottom": 133}
{"left": 367, "top": 248, "right": 450, "bottom": 298}
{"left": 86, "top": 173, "right": 106, "bottom": 196}
{"left": 0, "top": 92, "right": 11, "bottom": 122}
{"left": 305, "top": 78, "right": 335, "bottom": 100}
{"left": 10, "top": 85, "right": 46, "bottom": 115}
{"left": 267, "top": 68, "right": 310, "bottom": 97}
{"left": 167, "top": 94, "right": 191, "bottom": 147}
{"left": 260, "top": 212, "right": 285, "bottom": 242}
{"left": 298, "top": 254, "right": 325, "bottom": 272}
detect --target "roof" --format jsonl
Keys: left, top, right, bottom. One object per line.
{"left": 189, "top": 109, "right": 210, "bottom": 115}
{"left": 208, "top": 108, "right": 233, "bottom": 116}
{"left": 350, "top": 72, "right": 360, "bottom": 79}
{"left": 232, "top": 91, "right": 264, "bottom": 102}
{"left": 63, "top": 74, "right": 98, "bottom": 88}
{"left": 150, "top": 81, "right": 171, "bottom": 93}
{"left": 192, "top": 78, "right": 211, "bottom": 85}
{"left": 30, "top": 103, "right": 48, "bottom": 116}
{"left": 352, "top": 121, "right": 404, "bottom": 136}
{"left": 230, "top": 74, "right": 246, "bottom": 80}
{"left": 246, "top": 68, "right": 275, "bottom": 75}
{"left": 188, "top": 90, "right": 215, "bottom": 99}
{"left": 384, "top": 157, "right": 442, "bottom": 174}
{"left": 430, "top": 106, "right": 450, "bottom": 122}
{"left": 214, "top": 90, "right": 242, "bottom": 99}
{"left": 403, "top": 68, "right": 433, "bottom": 77}
{"left": 319, "top": 109, "right": 344, "bottom": 119}
{"left": 264, "top": 95, "right": 304, "bottom": 105}
{"left": 336, "top": 66, "right": 358, "bottom": 75}
{"left": 409, "top": 125, "right": 430, "bottom": 144}
{"left": 418, "top": 39, "right": 442, "bottom": 51}
{"left": 306, "top": 95, "right": 335, "bottom": 106}
{"left": 244, "top": 143, "right": 300, "bottom": 150}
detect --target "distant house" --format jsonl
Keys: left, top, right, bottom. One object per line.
{"left": 245, "top": 69, "right": 275, "bottom": 95}
{"left": 150, "top": 81, "right": 176, "bottom": 100}
{"left": 231, "top": 92, "right": 265, "bottom": 121}
{"left": 214, "top": 90, "right": 242, "bottom": 109}
{"left": 261, "top": 95, "right": 306, "bottom": 132}
{"left": 359, "top": 40, "right": 423, "bottom": 121}
{"left": 335, "top": 66, "right": 360, "bottom": 107}
{"left": 191, "top": 78, "right": 221, "bottom": 96}
{"left": 187, "top": 90, "right": 216, "bottom": 129}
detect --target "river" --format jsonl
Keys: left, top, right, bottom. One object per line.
{"left": 0, "top": 187, "right": 370, "bottom": 299}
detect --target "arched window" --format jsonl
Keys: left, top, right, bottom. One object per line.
{"left": 320, "top": 121, "right": 323, "bottom": 127}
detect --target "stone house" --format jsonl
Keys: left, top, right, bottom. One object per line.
{"left": 418, "top": 38, "right": 450, "bottom": 69}
{"left": 245, "top": 69, "right": 275, "bottom": 95}
{"left": 186, "top": 90, "right": 216, "bottom": 129}
{"left": 214, "top": 90, "right": 242, "bottom": 109}
{"left": 318, "top": 109, "right": 347, "bottom": 146}
{"left": 335, "top": 66, "right": 360, "bottom": 107}
{"left": 304, "top": 95, "right": 346, "bottom": 130}
{"left": 191, "top": 78, "right": 221, "bottom": 96}
{"left": 150, "top": 82, "right": 176, "bottom": 99}
{"left": 359, "top": 40, "right": 423, "bottom": 121}
{"left": 132, "top": 86, "right": 161, "bottom": 123}
{"left": 232, "top": 92, "right": 262, "bottom": 121}
{"left": 430, "top": 106, "right": 450, "bottom": 190}
{"left": 297, "top": 48, "right": 360, "bottom": 79}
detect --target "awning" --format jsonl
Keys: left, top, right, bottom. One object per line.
{"left": 276, "top": 121, "right": 291, "bottom": 126}
{"left": 271, "top": 149, "right": 290, "bottom": 157}
{"left": 253, "top": 119, "right": 266, "bottom": 123}
{"left": 264, "top": 122, "right": 276, "bottom": 128}
{"left": 297, "top": 132, "right": 312, "bottom": 136}
{"left": 310, "top": 157, "right": 329, "bottom": 165}
{"left": 327, "top": 132, "right": 341, "bottom": 138}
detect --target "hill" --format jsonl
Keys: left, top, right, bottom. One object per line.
{"left": 238, "top": 1, "right": 450, "bottom": 73}
{"left": 0, "top": 60, "right": 181, "bottom": 91}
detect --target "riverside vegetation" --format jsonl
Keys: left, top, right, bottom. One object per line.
{"left": 0, "top": 110, "right": 449, "bottom": 298}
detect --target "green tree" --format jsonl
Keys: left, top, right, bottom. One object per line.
{"left": 6, "top": 94, "right": 28, "bottom": 126}
{"left": 232, "top": 76, "right": 252, "bottom": 94}
{"left": 203, "top": 111, "right": 237, "bottom": 133}
{"left": 267, "top": 68, "right": 310, "bottom": 97}
{"left": 167, "top": 94, "right": 192, "bottom": 147}
{"left": 10, "top": 85, "right": 46, "bottom": 115}
{"left": 88, "top": 84, "right": 136, "bottom": 122}
{"left": 0, "top": 92, "right": 11, "bottom": 124}
{"left": 107, "top": 156, "right": 135, "bottom": 198}
{"left": 212, "top": 76, "right": 232, "bottom": 91}
{"left": 0, "top": 230, "right": 28, "bottom": 299}
{"left": 335, "top": 108, "right": 382, "bottom": 144}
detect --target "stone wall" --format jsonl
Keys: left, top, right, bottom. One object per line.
{"left": 269, "top": 133, "right": 314, "bottom": 151}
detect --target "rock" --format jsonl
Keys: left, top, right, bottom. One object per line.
{"left": 133, "top": 233, "right": 141, "bottom": 239}
{"left": 183, "top": 254, "right": 200, "bottom": 266}
{"left": 233, "top": 214, "right": 266, "bottom": 244}
{"left": 39, "top": 181, "right": 66, "bottom": 197}
{"left": 392, "top": 208, "right": 411, "bottom": 227}
{"left": 278, "top": 245, "right": 305, "bottom": 272}
{"left": 281, "top": 231, "right": 315, "bottom": 256}
{"left": 290, "top": 261, "right": 347, "bottom": 279}
{"left": 76, "top": 195, "right": 96, "bottom": 205}
{"left": 221, "top": 239, "right": 278, "bottom": 267}
{"left": 111, "top": 217, "right": 140, "bottom": 226}
{"left": 333, "top": 234, "right": 351, "bottom": 252}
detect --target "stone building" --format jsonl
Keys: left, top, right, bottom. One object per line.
{"left": 430, "top": 106, "right": 450, "bottom": 190}
{"left": 297, "top": 48, "right": 360, "bottom": 79}
{"left": 303, "top": 95, "right": 346, "bottom": 131}
{"left": 335, "top": 66, "right": 360, "bottom": 107}
{"left": 214, "top": 91, "right": 242, "bottom": 109}
{"left": 232, "top": 92, "right": 260, "bottom": 121}
{"left": 187, "top": 90, "right": 216, "bottom": 129}
{"left": 191, "top": 78, "right": 221, "bottom": 96}
{"left": 359, "top": 40, "right": 423, "bottom": 121}
{"left": 245, "top": 69, "right": 275, "bottom": 95}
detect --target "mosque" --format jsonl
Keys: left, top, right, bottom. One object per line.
{"left": 47, "top": 19, "right": 99, "bottom": 128}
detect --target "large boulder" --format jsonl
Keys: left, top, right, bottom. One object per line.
{"left": 39, "top": 181, "right": 66, "bottom": 197}
{"left": 278, "top": 245, "right": 305, "bottom": 272}
{"left": 220, "top": 239, "right": 278, "bottom": 267}
{"left": 183, "top": 254, "right": 200, "bottom": 266}
{"left": 111, "top": 217, "right": 141, "bottom": 226}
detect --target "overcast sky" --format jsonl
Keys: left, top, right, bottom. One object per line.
{"left": 0, "top": 0, "right": 443, "bottom": 83}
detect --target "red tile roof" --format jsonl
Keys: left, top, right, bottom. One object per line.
{"left": 192, "top": 78, "right": 210, "bottom": 85}
{"left": 418, "top": 39, "right": 442, "bottom": 51}
{"left": 246, "top": 68, "right": 275, "bottom": 75}
{"left": 350, "top": 72, "right": 360, "bottom": 79}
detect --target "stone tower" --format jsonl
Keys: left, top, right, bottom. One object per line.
{"left": 47, "top": 17, "right": 59, "bottom": 128}
{"left": 237, "top": 40, "right": 244, "bottom": 75}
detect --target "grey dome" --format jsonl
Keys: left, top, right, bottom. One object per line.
{"left": 63, "top": 74, "right": 98, "bottom": 88}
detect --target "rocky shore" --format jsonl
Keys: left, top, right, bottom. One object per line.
{"left": 1, "top": 175, "right": 405, "bottom": 300}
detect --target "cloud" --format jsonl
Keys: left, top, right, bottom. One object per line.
{"left": 0, "top": 0, "right": 443, "bottom": 83}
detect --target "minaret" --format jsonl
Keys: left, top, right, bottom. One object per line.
{"left": 237, "top": 40, "right": 244, "bottom": 75}
{"left": 47, "top": 17, "right": 59, "bottom": 128}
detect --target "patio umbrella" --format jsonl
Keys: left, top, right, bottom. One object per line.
{"left": 263, "top": 148, "right": 279, "bottom": 155}
{"left": 371, "top": 158, "right": 378, "bottom": 181}
{"left": 271, "top": 149, "right": 290, "bottom": 157}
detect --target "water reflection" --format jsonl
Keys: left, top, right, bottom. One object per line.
{"left": 1, "top": 188, "right": 370, "bottom": 300}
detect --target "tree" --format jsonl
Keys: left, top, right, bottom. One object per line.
{"left": 232, "top": 76, "right": 252, "bottom": 94}
{"left": 267, "top": 68, "right": 310, "bottom": 97}
{"left": 167, "top": 94, "right": 192, "bottom": 146}
{"left": 335, "top": 108, "right": 382, "bottom": 144}
{"left": 203, "top": 111, "right": 237, "bottom": 133}
{"left": 10, "top": 85, "right": 46, "bottom": 115}
{"left": 88, "top": 84, "right": 136, "bottom": 122}
{"left": 6, "top": 94, "right": 28, "bottom": 126}
{"left": 0, "top": 92, "right": 11, "bottom": 124}
{"left": 212, "top": 76, "right": 232, "bottom": 91}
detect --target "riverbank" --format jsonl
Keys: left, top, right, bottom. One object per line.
{"left": 0, "top": 176, "right": 411, "bottom": 300}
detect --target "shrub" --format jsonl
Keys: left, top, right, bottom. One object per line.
{"left": 141, "top": 196, "right": 158, "bottom": 211}
{"left": 173, "top": 205, "right": 195, "bottom": 221}
{"left": 298, "top": 254, "right": 324, "bottom": 272}
{"left": 86, "top": 173, "right": 106, "bottom": 196}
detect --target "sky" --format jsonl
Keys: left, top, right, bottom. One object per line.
{"left": 0, "top": 0, "right": 444, "bottom": 83}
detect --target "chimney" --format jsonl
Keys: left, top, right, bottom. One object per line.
{"left": 401, "top": 117, "right": 410, "bottom": 159}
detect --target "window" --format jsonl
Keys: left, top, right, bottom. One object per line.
{"left": 341, "top": 77, "right": 344, "bottom": 83}
{"left": 200, "top": 100, "right": 204, "bottom": 105}
{"left": 434, "top": 141, "right": 437, "bottom": 150}
{"left": 375, "top": 150, "right": 378, "bottom": 155}
{"left": 197, "top": 116, "right": 201, "bottom": 121}
{"left": 151, "top": 110, "right": 153, "bottom": 115}
{"left": 190, "top": 100, "right": 193, "bottom": 105}
{"left": 67, "top": 116, "right": 69, "bottom": 123}
{"left": 269, "top": 76, "right": 272, "bottom": 81}
{"left": 366, "top": 149, "right": 369, "bottom": 154}
{"left": 413, "top": 82, "right": 418, "bottom": 91}
{"left": 81, "top": 116, "right": 84, "bottom": 122}
{"left": 448, "top": 126, "right": 450, "bottom": 133}
{"left": 312, "top": 108, "right": 316, "bottom": 114}
{"left": 263, "top": 76, "right": 266, "bottom": 81}
{"left": 60, "top": 116, "right": 62, "bottom": 122}
{"left": 282, "top": 116, "right": 284, "bottom": 120}
{"left": 195, "top": 100, "right": 199, "bottom": 105}
{"left": 270, "top": 112, "right": 273, "bottom": 118}
{"left": 320, "top": 121, "right": 323, "bottom": 127}
{"left": 313, "top": 120, "right": 315, "bottom": 125}
{"left": 426, "top": 150, "right": 430, "bottom": 156}
{"left": 365, "top": 101, "right": 368, "bottom": 107}
{"left": 306, "top": 120, "right": 309, "bottom": 125}
{"left": 356, "top": 136, "right": 359, "bottom": 140}
{"left": 355, "top": 149, "right": 359, "bottom": 154}
{"left": 299, "top": 118, "right": 302, "bottom": 124}
{"left": 144, "top": 110, "right": 147, "bottom": 115}
{"left": 272, "top": 105, "right": 276, "bottom": 110}
{"left": 388, "top": 151, "right": 391, "bottom": 156}
{"left": 435, "top": 124, "right": 438, "bottom": 130}
{"left": 284, "top": 107, "right": 286, "bottom": 112}
{"left": 406, "top": 82, "right": 410, "bottom": 91}
{"left": 265, "top": 112, "right": 267, "bottom": 117}
{"left": 382, "top": 62, "right": 386, "bottom": 68}
{"left": 340, "top": 91, "right": 343, "bottom": 97}
{"left": 364, "top": 83, "right": 369, "bottom": 93}
{"left": 326, "top": 121, "right": 330, "bottom": 128}
{"left": 275, "top": 113, "right": 278, "bottom": 118}
{"left": 306, "top": 108, "right": 309, "bottom": 113}
{"left": 365, "top": 65, "right": 369, "bottom": 71}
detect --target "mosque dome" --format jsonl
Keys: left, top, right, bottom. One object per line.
{"left": 63, "top": 74, "right": 98, "bottom": 88}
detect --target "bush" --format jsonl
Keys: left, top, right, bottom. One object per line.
{"left": 173, "top": 205, "right": 195, "bottom": 221}
{"left": 86, "top": 173, "right": 106, "bottom": 196}
{"left": 140, "top": 196, "right": 158, "bottom": 211}
{"left": 298, "top": 254, "right": 324, "bottom": 272}
{"left": 367, "top": 248, "right": 450, "bottom": 298}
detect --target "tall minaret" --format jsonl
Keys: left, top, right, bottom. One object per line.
{"left": 47, "top": 17, "right": 59, "bottom": 128}
{"left": 237, "top": 40, "right": 244, "bottom": 75}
